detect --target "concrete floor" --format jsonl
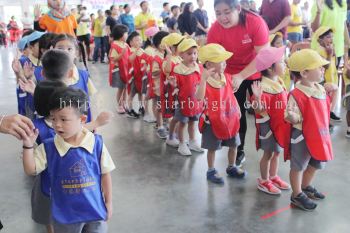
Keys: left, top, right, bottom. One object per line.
{"left": 0, "top": 47, "right": 349, "bottom": 233}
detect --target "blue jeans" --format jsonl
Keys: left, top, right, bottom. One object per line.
{"left": 93, "top": 37, "right": 105, "bottom": 62}
{"left": 287, "top": 32, "right": 303, "bottom": 43}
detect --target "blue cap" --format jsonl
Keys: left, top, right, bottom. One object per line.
{"left": 26, "top": 31, "right": 46, "bottom": 44}
{"left": 17, "top": 36, "right": 29, "bottom": 51}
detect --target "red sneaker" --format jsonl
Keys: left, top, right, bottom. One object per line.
{"left": 270, "top": 176, "right": 291, "bottom": 190}
{"left": 257, "top": 178, "right": 281, "bottom": 195}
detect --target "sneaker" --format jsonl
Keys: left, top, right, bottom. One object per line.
{"left": 188, "top": 140, "right": 204, "bottom": 152}
{"left": 226, "top": 166, "right": 247, "bottom": 179}
{"left": 139, "top": 107, "right": 145, "bottom": 116}
{"left": 302, "top": 186, "right": 325, "bottom": 200}
{"left": 270, "top": 176, "right": 291, "bottom": 190}
{"left": 166, "top": 137, "right": 180, "bottom": 147}
{"left": 116, "top": 106, "right": 126, "bottom": 114}
{"left": 156, "top": 127, "right": 168, "bottom": 139}
{"left": 126, "top": 109, "right": 140, "bottom": 119}
{"left": 92, "top": 61, "right": 97, "bottom": 64}
{"left": 346, "top": 131, "right": 350, "bottom": 138}
{"left": 101, "top": 61, "right": 106, "bottom": 64}
{"left": 329, "top": 124, "right": 334, "bottom": 133}
{"left": 143, "top": 114, "right": 156, "bottom": 123}
{"left": 178, "top": 143, "right": 192, "bottom": 156}
{"left": 291, "top": 192, "right": 317, "bottom": 211}
{"left": 236, "top": 150, "right": 246, "bottom": 168}
{"left": 207, "top": 169, "right": 224, "bottom": 184}
{"left": 330, "top": 112, "right": 341, "bottom": 122}
{"left": 257, "top": 178, "right": 281, "bottom": 195}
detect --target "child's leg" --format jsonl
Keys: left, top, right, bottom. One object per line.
{"left": 347, "top": 110, "right": 350, "bottom": 128}
{"left": 260, "top": 151, "right": 273, "bottom": 180}
{"left": 207, "top": 150, "right": 216, "bottom": 169}
{"left": 122, "top": 88, "right": 128, "bottom": 108}
{"left": 290, "top": 168, "right": 303, "bottom": 197}
{"left": 269, "top": 152, "right": 280, "bottom": 178}
{"left": 128, "top": 92, "right": 136, "bottom": 110}
{"left": 168, "top": 118, "right": 179, "bottom": 138}
{"left": 116, "top": 88, "right": 123, "bottom": 107}
{"left": 227, "top": 147, "right": 237, "bottom": 167}
{"left": 46, "top": 224, "right": 54, "bottom": 233}
{"left": 138, "top": 93, "right": 143, "bottom": 108}
{"left": 188, "top": 120, "right": 196, "bottom": 141}
{"left": 330, "top": 89, "right": 338, "bottom": 113}
{"left": 301, "top": 165, "right": 317, "bottom": 189}
{"left": 178, "top": 122, "right": 186, "bottom": 143}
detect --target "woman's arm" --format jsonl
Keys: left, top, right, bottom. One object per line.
{"left": 270, "top": 16, "right": 291, "bottom": 34}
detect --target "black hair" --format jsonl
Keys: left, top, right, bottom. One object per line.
{"left": 271, "top": 34, "right": 282, "bottom": 46}
{"left": 28, "top": 39, "right": 39, "bottom": 47}
{"left": 153, "top": 31, "right": 169, "bottom": 48}
{"left": 143, "top": 38, "right": 152, "bottom": 49}
{"left": 171, "top": 5, "right": 179, "bottom": 12}
{"left": 319, "top": 29, "right": 333, "bottom": 40}
{"left": 112, "top": 24, "right": 128, "bottom": 40}
{"left": 38, "top": 33, "right": 57, "bottom": 62}
{"left": 42, "top": 49, "right": 73, "bottom": 81}
{"left": 48, "top": 87, "right": 89, "bottom": 116}
{"left": 22, "top": 29, "right": 35, "bottom": 38}
{"left": 34, "top": 80, "right": 66, "bottom": 117}
{"left": 325, "top": 0, "right": 342, "bottom": 10}
{"left": 124, "top": 4, "right": 129, "bottom": 9}
{"left": 180, "top": 2, "right": 186, "bottom": 9}
{"left": 105, "top": 10, "right": 111, "bottom": 16}
{"left": 290, "top": 71, "right": 302, "bottom": 80}
{"left": 261, "top": 63, "right": 276, "bottom": 77}
{"left": 52, "top": 34, "right": 88, "bottom": 70}
{"left": 163, "top": 2, "right": 169, "bottom": 7}
{"left": 90, "top": 13, "right": 95, "bottom": 17}
{"left": 214, "top": 0, "right": 248, "bottom": 25}
{"left": 110, "top": 5, "right": 116, "bottom": 11}
{"left": 140, "top": 1, "right": 147, "bottom": 7}
{"left": 127, "top": 31, "right": 141, "bottom": 46}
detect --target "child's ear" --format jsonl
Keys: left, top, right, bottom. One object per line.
{"left": 68, "top": 67, "right": 74, "bottom": 78}
{"left": 80, "top": 114, "right": 87, "bottom": 124}
{"left": 300, "top": 70, "right": 308, "bottom": 78}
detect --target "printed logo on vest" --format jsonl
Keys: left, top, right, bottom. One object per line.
{"left": 242, "top": 34, "right": 252, "bottom": 44}
{"left": 70, "top": 159, "right": 87, "bottom": 177}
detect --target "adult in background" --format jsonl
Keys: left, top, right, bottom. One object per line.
{"left": 134, "top": 1, "right": 156, "bottom": 41}
{"left": 249, "top": 0, "right": 258, "bottom": 13}
{"left": 260, "top": 0, "right": 291, "bottom": 39}
{"left": 207, "top": 0, "right": 269, "bottom": 166}
{"left": 287, "top": 0, "right": 305, "bottom": 45}
{"left": 160, "top": 2, "right": 171, "bottom": 22}
{"left": 21, "top": 12, "right": 33, "bottom": 32}
{"left": 177, "top": 2, "right": 198, "bottom": 37}
{"left": 104, "top": 10, "right": 111, "bottom": 61}
{"left": 8, "top": 16, "right": 20, "bottom": 45}
{"left": 106, "top": 5, "right": 122, "bottom": 37}
{"left": 311, "top": 0, "right": 349, "bottom": 67}
{"left": 193, "top": 0, "right": 209, "bottom": 46}
{"left": 0, "top": 114, "right": 34, "bottom": 140}
{"left": 77, "top": 6, "right": 92, "bottom": 61}
{"left": 301, "top": 1, "right": 311, "bottom": 40}
{"left": 120, "top": 4, "right": 135, "bottom": 35}
{"left": 33, "top": 1, "right": 77, "bottom": 36}
{"left": 167, "top": 5, "right": 180, "bottom": 33}
{"left": 93, "top": 9, "right": 106, "bottom": 64}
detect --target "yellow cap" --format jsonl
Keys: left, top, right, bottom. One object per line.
{"left": 313, "top": 26, "right": 333, "bottom": 40}
{"left": 287, "top": 49, "right": 329, "bottom": 72}
{"left": 198, "top": 43, "right": 233, "bottom": 63}
{"left": 177, "top": 38, "right": 198, "bottom": 53}
{"left": 161, "top": 33, "right": 185, "bottom": 46}
{"left": 269, "top": 32, "right": 283, "bottom": 44}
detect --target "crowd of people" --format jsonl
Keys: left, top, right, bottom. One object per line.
{"left": 1, "top": 0, "right": 350, "bottom": 232}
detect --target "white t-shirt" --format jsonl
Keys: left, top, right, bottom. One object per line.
{"left": 21, "top": 17, "right": 32, "bottom": 29}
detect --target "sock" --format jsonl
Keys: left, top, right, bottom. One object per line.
{"left": 228, "top": 164, "right": 235, "bottom": 169}
{"left": 208, "top": 167, "right": 215, "bottom": 172}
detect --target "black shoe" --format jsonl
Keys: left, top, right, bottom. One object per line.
{"left": 330, "top": 112, "right": 341, "bottom": 122}
{"left": 346, "top": 131, "right": 350, "bottom": 138}
{"left": 302, "top": 186, "right": 325, "bottom": 200}
{"left": 247, "top": 107, "right": 255, "bottom": 115}
{"left": 291, "top": 192, "right": 317, "bottom": 211}
{"left": 101, "top": 61, "right": 105, "bottom": 63}
{"left": 236, "top": 150, "right": 246, "bottom": 168}
{"left": 139, "top": 107, "right": 145, "bottom": 116}
{"left": 92, "top": 61, "right": 97, "bottom": 64}
{"left": 126, "top": 109, "right": 140, "bottom": 119}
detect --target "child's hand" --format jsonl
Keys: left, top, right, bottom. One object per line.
{"left": 34, "top": 4, "right": 41, "bottom": 19}
{"left": 23, "top": 128, "right": 39, "bottom": 147}
{"left": 201, "top": 67, "right": 215, "bottom": 82}
{"left": 121, "top": 47, "right": 127, "bottom": 56}
{"left": 286, "top": 103, "right": 300, "bottom": 123}
{"left": 325, "top": 44, "right": 334, "bottom": 56}
{"left": 105, "top": 201, "right": 113, "bottom": 221}
{"left": 12, "top": 57, "right": 21, "bottom": 74}
{"left": 324, "top": 83, "right": 338, "bottom": 93}
{"left": 167, "top": 75, "right": 177, "bottom": 87}
{"left": 165, "top": 45, "right": 172, "bottom": 57}
{"left": 18, "top": 78, "right": 36, "bottom": 95}
{"left": 251, "top": 81, "right": 262, "bottom": 100}
{"left": 23, "top": 62, "right": 35, "bottom": 79}
{"left": 96, "top": 111, "right": 113, "bottom": 127}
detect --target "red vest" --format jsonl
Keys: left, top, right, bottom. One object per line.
{"left": 199, "top": 74, "right": 240, "bottom": 140}
{"left": 254, "top": 90, "right": 289, "bottom": 150}
{"left": 160, "top": 61, "right": 178, "bottom": 118}
{"left": 284, "top": 88, "right": 333, "bottom": 161}
{"left": 109, "top": 42, "right": 130, "bottom": 86}
{"left": 131, "top": 52, "right": 148, "bottom": 93}
{"left": 174, "top": 65, "right": 204, "bottom": 117}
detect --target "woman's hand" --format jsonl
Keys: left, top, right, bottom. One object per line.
{"left": 232, "top": 73, "right": 244, "bottom": 92}
{"left": 0, "top": 114, "right": 35, "bottom": 140}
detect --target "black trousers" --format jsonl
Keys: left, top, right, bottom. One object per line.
{"left": 234, "top": 78, "right": 259, "bottom": 151}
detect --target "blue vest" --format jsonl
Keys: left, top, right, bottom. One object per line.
{"left": 34, "top": 118, "right": 56, "bottom": 196}
{"left": 69, "top": 69, "right": 92, "bottom": 122}
{"left": 43, "top": 134, "right": 107, "bottom": 224}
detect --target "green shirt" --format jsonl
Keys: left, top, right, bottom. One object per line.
{"left": 311, "top": 0, "right": 347, "bottom": 57}
{"left": 93, "top": 17, "right": 104, "bottom": 37}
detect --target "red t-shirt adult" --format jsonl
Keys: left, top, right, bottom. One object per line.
{"left": 207, "top": 12, "right": 269, "bottom": 80}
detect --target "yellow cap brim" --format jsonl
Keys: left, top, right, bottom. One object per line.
{"left": 288, "top": 57, "right": 329, "bottom": 72}
{"left": 178, "top": 42, "right": 198, "bottom": 53}
{"left": 200, "top": 51, "right": 233, "bottom": 63}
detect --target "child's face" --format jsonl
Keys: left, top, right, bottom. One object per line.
{"left": 318, "top": 33, "right": 333, "bottom": 47}
{"left": 51, "top": 107, "right": 86, "bottom": 140}
{"left": 54, "top": 40, "right": 77, "bottom": 61}
{"left": 180, "top": 47, "right": 198, "bottom": 65}
{"left": 302, "top": 66, "right": 325, "bottom": 83}
{"left": 272, "top": 37, "right": 283, "bottom": 48}
{"left": 121, "top": 32, "right": 128, "bottom": 42}
{"left": 272, "top": 59, "right": 285, "bottom": 77}
{"left": 30, "top": 42, "right": 39, "bottom": 58}
{"left": 207, "top": 61, "right": 226, "bottom": 74}
{"left": 131, "top": 35, "right": 142, "bottom": 49}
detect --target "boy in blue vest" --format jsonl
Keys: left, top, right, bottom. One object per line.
{"left": 22, "top": 87, "right": 115, "bottom": 233}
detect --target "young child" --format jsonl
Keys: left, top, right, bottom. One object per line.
{"left": 51, "top": 34, "right": 97, "bottom": 122}
{"left": 312, "top": 26, "right": 341, "bottom": 122}
{"left": 149, "top": 31, "right": 170, "bottom": 139}
{"left": 109, "top": 25, "right": 130, "bottom": 114}
{"left": 250, "top": 46, "right": 291, "bottom": 195}
{"left": 169, "top": 38, "right": 204, "bottom": 156}
{"left": 285, "top": 49, "right": 334, "bottom": 211}
{"left": 22, "top": 87, "right": 115, "bottom": 232}
{"left": 126, "top": 31, "right": 147, "bottom": 118}
{"left": 196, "top": 43, "right": 247, "bottom": 184}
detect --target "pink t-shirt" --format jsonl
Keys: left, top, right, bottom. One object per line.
{"left": 207, "top": 12, "right": 269, "bottom": 80}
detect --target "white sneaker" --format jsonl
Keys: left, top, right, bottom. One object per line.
{"left": 143, "top": 114, "right": 156, "bottom": 123}
{"left": 166, "top": 137, "right": 180, "bottom": 147}
{"left": 178, "top": 143, "right": 192, "bottom": 156}
{"left": 188, "top": 140, "right": 204, "bottom": 152}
